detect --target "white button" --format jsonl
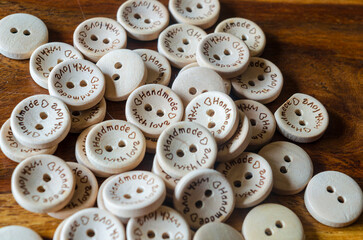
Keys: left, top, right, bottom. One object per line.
{"left": 11, "top": 154, "right": 75, "bottom": 213}
{"left": 73, "top": 17, "right": 127, "bottom": 62}
{"left": 242, "top": 203, "right": 304, "bottom": 240}
{"left": 274, "top": 93, "right": 329, "bottom": 143}
{"left": 0, "top": 13, "right": 48, "bottom": 60}
{"left": 231, "top": 57, "right": 283, "bottom": 104}
{"left": 117, "top": 0, "right": 169, "bottom": 41}
{"left": 53, "top": 220, "right": 66, "bottom": 240}
{"left": 259, "top": 141, "right": 313, "bottom": 195}
{"left": 29, "top": 42, "right": 84, "bottom": 89}
{"left": 152, "top": 155, "right": 180, "bottom": 198}
{"left": 196, "top": 32, "right": 250, "bottom": 78}
{"left": 194, "top": 222, "right": 244, "bottom": 240}
{"left": 145, "top": 135, "right": 158, "bottom": 154}
{"left": 0, "top": 225, "right": 42, "bottom": 240}
{"left": 304, "top": 171, "right": 363, "bottom": 227}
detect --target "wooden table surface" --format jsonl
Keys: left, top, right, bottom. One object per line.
{"left": 0, "top": 0, "right": 362, "bottom": 239}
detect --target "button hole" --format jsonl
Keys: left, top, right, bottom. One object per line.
{"left": 250, "top": 119, "right": 256, "bottom": 126}
{"left": 208, "top": 122, "right": 215, "bottom": 129}
{"left": 280, "top": 166, "right": 288, "bottom": 174}
{"left": 195, "top": 200, "right": 203, "bottom": 208}
{"left": 176, "top": 149, "right": 184, "bottom": 157}
{"left": 10, "top": 28, "right": 18, "bottom": 34}
{"left": 245, "top": 172, "right": 253, "bottom": 180}
{"left": 189, "top": 144, "right": 197, "bottom": 153}
{"left": 144, "top": 104, "right": 152, "bottom": 111}
{"left": 284, "top": 155, "right": 291, "bottom": 162}
{"left": 326, "top": 186, "right": 334, "bottom": 193}
{"left": 338, "top": 196, "right": 345, "bottom": 203}
{"left": 23, "top": 30, "right": 31, "bottom": 36}
{"left": 206, "top": 109, "right": 215, "bottom": 117}
{"left": 204, "top": 189, "right": 212, "bottom": 197}
{"left": 234, "top": 180, "right": 242, "bottom": 188}
{"left": 275, "top": 220, "right": 283, "bottom": 228}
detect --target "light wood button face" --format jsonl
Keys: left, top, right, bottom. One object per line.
{"left": 117, "top": 0, "right": 169, "bottom": 41}
{"left": 275, "top": 93, "right": 329, "bottom": 143}
{"left": 29, "top": 42, "right": 84, "bottom": 89}
{"left": 231, "top": 57, "right": 283, "bottom": 104}
{"left": 173, "top": 169, "right": 235, "bottom": 229}
{"left": 156, "top": 121, "right": 217, "bottom": 178}
{"left": 10, "top": 94, "right": 71, "bottom": 149}
{"left": 0, "top": 225, "right": 42, "bottom": 240}
{"left": 304, "top": 171, "right": 363, "bottom": 227}
{"left": 194, "top": 222, "right": 244, "bottom": 240}
{"left": 11, "top": 154, "right": 75, "bottom": 213}
{"left": 158, "top": 23, "right": 207, "bottom": 68}
{"left": 73, "top": 17, "right": 127, "bottom": 62}
{"left": 97, "top": 49, "right": 147, "bottom": 101}
{"left": 215, "top": 18, "right": 266, "bottom": 57}
{"left": 126, "top": 84, "right": 184, "bottom": 138}
{"left": 196, "top": 32, "right": 250, "bottom": 78}
{"left": 259, "top": 141, "right": 313, "bottom": 195}
{"left": 242, "top": 203, "right": 304, "bottom": 240}
{"left": 152, "top": 155, "right": 180, "bottom": 196}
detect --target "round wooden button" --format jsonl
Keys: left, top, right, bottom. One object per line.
{"left": 103, "top": 171, "right": 166, "bottom": 218}
{"left": 0, "top": 225, "right": 42, "bottom": 240}
{"left": 10, "top": 94, "right": 71, "bottom": 149}
{"left": 152, "top": 155, "right": 180, "bottom": 197}
{"left": 97, "top": 49, "right": 147, "bottom": 101}
{"left": 145, "top": 135, "right": 158, "bottom": 154}
{"left": 185, "top": 91, "right": 239, "bottom": 145}
{"left": 235, "top": 99, "right": 276, "bottom": 151}
{"left": 231, "top": 57, "right": 284, "bottom": 104}
{"left": 217, "top": 152, "right": 273, "bottom": 208}
{"left": 173, "top": 169, "right": 235, "bottom": 229}
{"left": 73, "top": 17, "right": 127, "bottom": 62}
{"left": 117, "top": 0, "right": 169, "bottom": 41}
{"left": 125, "top": 84, "right": 184, "bottom": 138}
{"left": 0, "top": 13, "right": 48, "bottom": 60}
{"left": 196, "top": 32, "right": 250, "bottom": 78}
{"left": 259, "top": 141, "right": 313, "bottom": 195}
{"left": 274, "top": 93, "right": 329, "bottom": 143}
{"left": 158, "top": 23, "right": 207, "bottom": 68}
{"left": 215, "top": 18, "right": 266, "bottom": 57}
{"left": 194, "top": 222, "right": 244, "bottom": 240}
{"left": 11, "top": 154, "right": 75, "bottom": 213}
{"left": 304, "top": 171, "right": 363, "bottom": 227}
{"left": 30, "top": 42, "right": 84, "bottom": 89}
{"left": 242, "top": 203, "right": 304, "bottom": 240}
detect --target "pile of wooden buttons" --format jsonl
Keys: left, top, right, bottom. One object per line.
{"left": 0, "top": 1, "right": 362, "bottom": 239}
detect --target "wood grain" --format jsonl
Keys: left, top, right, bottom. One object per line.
{"left": 0, "top": 0, "right": 362, "bottom": 239}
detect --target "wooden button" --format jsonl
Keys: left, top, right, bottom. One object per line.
{"left": 10, "top": 94, "right": 71, "bottom": 148}
{"left": 259, "top": 141, "right": 313, "bottom": 195}
{"left": 185, "top": 91, "right": 239, "bottom": 145}
{"left": 73, "top": 17, "right": 127, "bottom": 62}
{"left": 217, "top": 152, "right": 273, "bottom": 208}
{"left": 117, "top": 0, "right": 169, "bottom": 41}
{"left": 11, "top": 154, "right": 75, "bottom": 213}
{"left": 158, "top": 23, "right": 207, "bottom": 68}
{"left": 0, "top": 119, "right": 57, "bottom": 163}
{"left": 53, "top": 219, "right": 66, "bottom": 240}
{"left": 125, "top": 84, "right": 184, "bottom": 138}
{"left": 97, "top": 49, "right": 147, "bottom": 101}
{"left": 103, "top": 171, "right": 166, "bottom": 218}
{"left": 0, "top": 225, "right": 42, "bottom": 240}
{"left": 145, "top": 135, "right": 158, "bottom": 154}
{"left": 235, "top": 99, "right": 276, "bottom": 151}
{"left": 156, "top": 121, "right": 217, "bottom": 178}
{"left": 196, "top": 32, "right": 250, "bottom": 78}
{"left": 242, "top": 203, "right": 304, "bottom": 240}
{"left": 168, "top": 0, "right": 220, "bottom": 29}
{"left": 29, "top": 42, "right": 84, "bottom": 89}
{"left": 152, "top": 155, "right": 180, "bottom": 197}
{"left": 194, "top": 222, "right": 244, "bottom": 240}
{"left": 274, "top": 93, "right": 329, "bottom": 143}
{"left": 304, "top": 171, "right": 363, "bottom": 227}
{"left": 231, "top": 57, "right": 283, "bottom": 104}
{"left": 215, "top": 18, "right": 266, "bottom": 57}
{"left": 85, "top": 120, "right": 146, "bottom": 175}
{"left": 0, "top": 13, "right": 48, "bottom": 60}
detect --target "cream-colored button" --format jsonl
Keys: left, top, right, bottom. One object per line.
{"left": 0, "top": 13, "right": 48, "bottom": 60}
{"left": 275, "top": 93, "right": 329, "bottom": 143}
{"left": 97, "top": 49, "right": 147, "bottom": 101}
{"left": 156, "top": 121, "right": 217, "bottom": 178}
{"left": 215, "top": 18, "right": 266, "bottom": 57}
{"left": 304, "top": 171, "right": 363, "bottom": 227}
{"left": 231, "top": 57, "right": 283, "bottom": 104}
{"left": 145, "top": 135, "right": 158, "bottom": 154}
{"left": 235, "top": 99, "right": 276, "bottom": 151}
{"left": 73, "top": 17, "right": 127, "bottom": 62}
{"left": 125, "top": 84, "right": 184, "bottom": 138}
{"left": 217, "top": 152, "right": 273, "bottom": 208}
{"left": 242, "top": 203, "right": 304, "bottom": 240}
{"left": 103, "top": 171, "right": 166, "bottom": 218}
{"left": 117, "top": 0, "right": 169, "bottom": 41}
{"left": 259, "top": 141, "right": 313, "bottom": 195}
{"left": 168, "top": 0, "right": 220, "bottom": 29}
{"left": 29, "top": 42, "right": 84, "bottom": 89}
{"left": 196, "top": 32, "right": 250, "bottom": 78}
{"left": 53, "top": 219, "right": 66, "bottom": 240}
{"left": 185, "top": 91, "right": 239, "bottom": 145}
{"left": 0, "top": 119, "right": 57, "bottom": 163}
{"left": 0, "top": 225, "right": 42, "bottom": 240}
{"left": 194, "top": 222, "right": 244, "bottom": 240}
{"left": 173, "top": 169, "right": 235, "bottom": 229}
{"left": 10, "top": 94, "right": 71, "bottom": 148}
{"left": 158, "top": 23, "right": 207, "bottom": 68}
{"left": 152, "top": 155, "right": 180, "bottom": 197}
{"left": 11, "top": 154, "right": 75, "bottom": 213}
